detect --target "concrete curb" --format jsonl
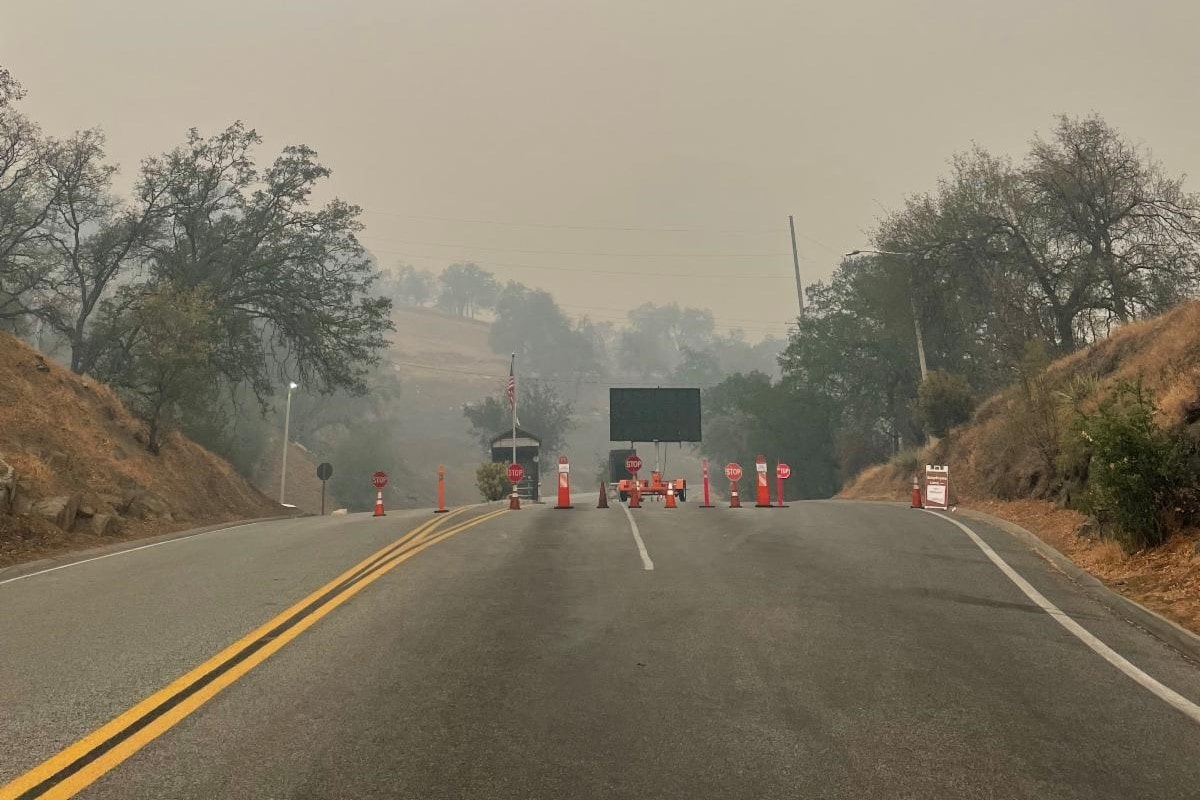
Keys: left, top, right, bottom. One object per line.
{"left": 952, "top": 506, "right": 1200, "bottom": 664}
{"left": 0, "top": 514, "right": 299, "bottom": 583}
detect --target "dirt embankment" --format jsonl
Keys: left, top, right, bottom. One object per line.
{"left": 0, "top": 332, "right": 280, "bottom": 566}
{"left": 841, "top": 300, "right": 1200, "bottom": 633}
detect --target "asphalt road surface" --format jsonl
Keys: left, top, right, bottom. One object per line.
{"left": 5, "top": 499, "right": 1200, "bottom": 799}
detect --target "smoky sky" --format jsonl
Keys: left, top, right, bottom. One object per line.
{"left": 5, "top": 0, "right": 1199, "bottom": 340}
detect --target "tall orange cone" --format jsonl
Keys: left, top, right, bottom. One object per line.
{"left": 373, "top": 490, "right": 386, "bottom": 517}
{"left": 910, "top": 473, "right": 923, "bottom": 509}
{"left": 598, "top": 481, "right": 609, "bottom": 508}
{"left": 665, "top": 484, "right": 677, "bottom": 508}
{"left": 434, "top": 465, "right": 449, "bottom": 513}
{"left": 629, "top": 484, "right": 642, "bottom": 508}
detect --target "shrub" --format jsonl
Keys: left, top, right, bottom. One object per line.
{"left": 1070, "top": 381, "right": 1198, "bottom": 551}
{"left": 888, "top": 446, "right": 922, "bottom": 478}
{"left": 917, "top": 371, "right": 973, "bottom": 437}
{"left": 475, "top": 461, "right": 508, "bottom": 502}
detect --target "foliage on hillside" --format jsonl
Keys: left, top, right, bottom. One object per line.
{"left": 0, "top": 331, "right": 278, "bottom": 565}
{"left": 842, "top": 301, "right": 1200, "bottom": 549}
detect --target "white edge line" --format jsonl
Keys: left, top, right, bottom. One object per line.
{"left": 925, "top": 509, "right": 1200, "bottom": 726}
{"left": 0, "top": 521, "right": 264, "bottom": 587}
{"left": 619, "top": 501, "right": 654, "bottom": 571}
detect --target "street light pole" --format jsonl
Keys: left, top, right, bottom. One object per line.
{"left": 845, "top": 249, "right": 929, "bottom": 382}
{"left": 279, "top": 381, "right": 298, "bottom": 505}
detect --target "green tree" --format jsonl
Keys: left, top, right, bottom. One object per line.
{"left": 916, "top": 371, "right": 973, "bottom": 437}
{"left": 463, "top": 379, "right": 574, "bottom": 454}
{"left": 436, "top": 262, "right": 498, "bottom": 318}
{"left": 489, "top": 281, "right": 602, "bottom": 381}
{"left": 328, "top": 423, "right": 402, "bottom": 512}
{"left": 125, "top": 122, "right": 392, "bottom": 402}
{"left": 618, "top": 302, "right": 716, "bottom": 381}
{"left": 701, "top": 372, "right": 838, "bottom": 500}
{"left": 91, "top": 284, "right": 223, "bottom": 453}
{"left": 383, "top": 263, "right": 435, "bottom": 307}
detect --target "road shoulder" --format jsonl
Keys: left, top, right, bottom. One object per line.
{"left": 952, "top": 505, "right": 1200, "bottom": 665}
{"left": 0, "top": 514, "right": 297, "bottom": 584}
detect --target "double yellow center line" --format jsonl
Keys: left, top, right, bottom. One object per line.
{"left": 1, "top": 505, "right": 507, "bottom": 800}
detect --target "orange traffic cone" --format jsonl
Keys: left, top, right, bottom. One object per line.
{"left": 598, "top": 482, "right": 609, "bottom": 508}
{"left": 373, "top": 491, "right": 386, "bottom": 517}
{"left": 910, "top": 474, "right": 923, "bottom": 509}
{"left": 665, "top": 484, "right": 677, "bottom": 509}
{"left": 509, "top": 490, "right": 521, "bottom": 510}
{"left": 629, "top": 485, "right": 641, "bottom": 508}
{"left": 729, "top": 485, "right": 741, "bottom": 508}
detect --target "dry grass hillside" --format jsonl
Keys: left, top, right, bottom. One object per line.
{"left": 843, "top": 300, "right": 1200, "bottom": 503}
{"left": 387, "top": 307, "right": 510, "bottom": 506}
{"left": 841, "top": 299, "right": 1200, "bottom": 631}
{"left": 0, "top": 332, "right": 279, "bottom": 566}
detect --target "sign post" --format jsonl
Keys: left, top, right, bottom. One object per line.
{"left": 507, "top": 462, "right": 525, "bottom": 510}
{"left": 924, "top": 465, "right": 950, "bottom": 510}
{"left": 725, "top": 462, "right": 743, "bottom": 508}
{"left": 555, "top": 455, "right": 573, "bottom": 509}
{"left": 371, "top": 471, "right": 388, "bottom": 517}
{"left": 754, "top": 455, "right": 771, "bottom": 507}
{"left": 316, "top": 462, "right": 333, "bottom": 515}
{"left": 775, "top": 462, "right": 791, "bottom": 508}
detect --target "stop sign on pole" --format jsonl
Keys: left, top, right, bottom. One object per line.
{"left": 371, "top": 471, "right": 388, "bottom": 489}
{"left": 507, "top": 463, "right": 525, "bottom": 484}
{"left": 625, "top": 453, "right": 643, "bottom": 474}
{"left": 724, "top": 462, "right": 743, "bottom": 482}
{"left": 776, "top": 463, "right": 791, "bottom": 479}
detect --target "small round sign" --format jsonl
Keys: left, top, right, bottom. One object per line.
{"left": 724, "top": 462, "right": 743, "bottom": 482}
{"left": 776, "top": 463, "right": 791, "bottom": 480}
{"left": 507, "top": 463, "right": 525, "bottom": 484}
{"left": 371, "top": 471, "right": 388, "bottom": 490}
{"left": 625, "top": 454, "right": 643, "bottom": 474}
{"left": 316, "top": 462, "right": 333, "bottom": 481}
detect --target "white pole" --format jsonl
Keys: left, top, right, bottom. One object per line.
{"left": 279, "top": 382, "right": 296, "bottom": 504}
{"left": 512, "top": 354, "right": 517, "bottom": 465}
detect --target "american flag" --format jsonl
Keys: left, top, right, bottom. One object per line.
{"left": 506, "top": 354, "right": 516, "bottom": 409}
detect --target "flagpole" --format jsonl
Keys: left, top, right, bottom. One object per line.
{"left": 511, "top": 352, "right": 517, "bottom": 470}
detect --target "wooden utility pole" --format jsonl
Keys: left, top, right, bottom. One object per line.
{"left": 788, "top": 215, "right": 805, "bottom": 317}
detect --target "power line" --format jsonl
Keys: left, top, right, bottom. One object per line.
{"left": 360, "top": 210, "right": 786, "bottom": 235}
{"left": 555, "top": 301, "right": 797, "bottom": 328}
{"left": 358, "top": 235, "right": 795, "bottom": 259}
{"left": 366, "top": 247, "right": 795, "bottom": 280}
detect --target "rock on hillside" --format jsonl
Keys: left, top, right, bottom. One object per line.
{"left": 0, "top": 331, "right": 279, "bottom": 566}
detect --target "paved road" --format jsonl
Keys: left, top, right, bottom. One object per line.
{"left": 4, "top": 500, "right": 1200, "bottom": 798}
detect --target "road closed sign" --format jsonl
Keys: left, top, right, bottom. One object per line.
{"left": 924, "top": 464, "right": 949, "bottom": 510}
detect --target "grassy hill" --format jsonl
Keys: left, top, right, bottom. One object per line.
{"left": 0, "top": 332, "right": 279, "bottom": 566}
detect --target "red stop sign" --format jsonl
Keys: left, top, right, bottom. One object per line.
{"left": 724, "top": 462, "right": 743, "bottom": 481}
{"left": 371, "top": 471, "right": 389, "bottom": 489}
{"left": 625, "top": 454, "right": 643, "bottom": 474}
{"left": 507, "top": 463, "right": 525, "bottom": 483}
{"left": 777, "top": 463, "right": 792, "bottom": 479}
